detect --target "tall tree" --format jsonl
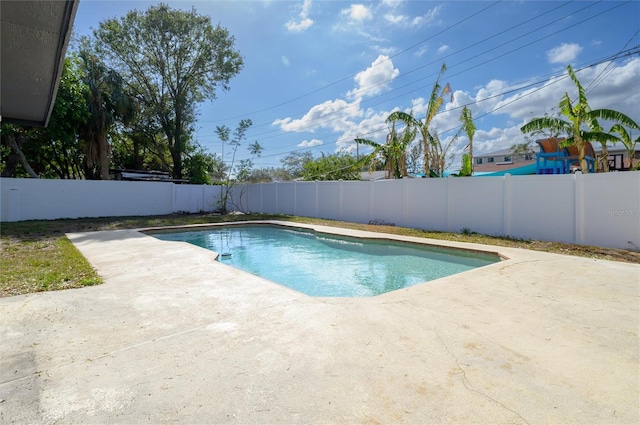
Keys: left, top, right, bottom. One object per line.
{"left": 599, "top": 111, "right": 640, "bottom": 170}
{"left": 355, "top": 113, "right": 416, "bottom": 179}
{"left": 384, "top": 64, "right": 452, "bottom": 177}
{"left": 92, "top": 3, "right": 243, "bottom": 179}
{"left": 457, "top": 106, "right": 476, "bottom": 176}
{"left": 78, "top": 50, "right": 136, "bottom": 180}
{"left": 590, "top": 108, "right": 640, "bottom": 171}
{"left": 301, "top": 153, "right": 360, "bottom": 181}
{"left": 281, "top": 151, "right": 314, "bottom": 179}
{"left": 521, "top": 65, "right": 617, "bottom": 173}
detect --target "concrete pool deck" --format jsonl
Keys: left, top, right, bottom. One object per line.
{"left": 1, "top": 221, "right": 638, "bottom": 424}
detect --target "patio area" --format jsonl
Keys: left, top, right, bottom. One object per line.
{"left": 1, "top": 221, "right": 638, "bottom": 424}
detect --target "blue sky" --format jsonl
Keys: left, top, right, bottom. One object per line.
{"left": 73, "top": 0, "right": 640, "bottom": 171}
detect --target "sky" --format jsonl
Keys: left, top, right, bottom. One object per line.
{"left": 72, "top": 0, "right": 640, "bottom": 171}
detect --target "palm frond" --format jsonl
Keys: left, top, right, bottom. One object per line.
{"left": 386, "top": 111, "right": 420, "bottom": 127}
{"left": 591, "top": 109, "right": 640, "bottom": 130}
{"left": 567, "top": 65, "right": 589, "bottom": 108}
{"left": 521, "top": 117, "right": 569, "bottom": 134}
{"left": 558, "top": 93, "right": 576, "bottom": 119}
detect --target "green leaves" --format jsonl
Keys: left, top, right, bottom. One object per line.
{"left": 93, "top": 3, "right": 244, "bottom": 179}
{"left": 519, "top": 64, "right": 635, "bottom": 173}
{"left": 301, "top": 153, "right": 360, "bottom": 181}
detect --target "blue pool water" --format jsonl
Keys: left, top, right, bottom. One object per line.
{"left": 152, "top": 225, "right": 499, "bottom": 297}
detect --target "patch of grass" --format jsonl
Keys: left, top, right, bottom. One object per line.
{"left": 1, "top": 235, "right": 101, "bottom": 297}
{"left": 1, "top": 213, "right": 638, "bottom": 298}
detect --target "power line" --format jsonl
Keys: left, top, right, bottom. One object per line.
{"left": 199, "top": 0, "right": 624, "bottom": 144}
{"left": 216, "top": 4, "right": 635, "bottom": 158}
{"left": 202, "top": 1, "right": 502, "bottom": 124}
{"left": 585, "top": 29, "right": 640, "bottom": 95}
{"left": 250, "top": 48, "right": 638, "bottom": 164}
{"left": 198, "top": 0, "right": 577, "bottom": 132}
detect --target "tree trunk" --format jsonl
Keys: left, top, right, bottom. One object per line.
{"left": 170, "top": 145, "right": 182, "bottom": 180}
{"left": 469, "top": 138, "right": 473, "bottom": 175}
{"left": 3, "top": 133, "right": 39, "bottom": 178}
{"left": 578, "top": 142, "right": 588, "bottom": 174}
{"left": 97, "top": 133, "right": 110, "bottom": 180}
{"left": 599, "top": 144, "right": 610, "bottom": 173}
{"left": 171, "top": 114, "right": 184, "bottom": 180}
{"left": 422, "top": 133, "right": 430, "bottom": 177}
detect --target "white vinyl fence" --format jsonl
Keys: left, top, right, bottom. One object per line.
{"left": 233, "top": 172, "right": 640, "bottom": 250}
{"left": 0, "top": 178, "right": 222, "bottom": 221}
{"left": 1, "top": 173, "right": 638, "bottom": 250}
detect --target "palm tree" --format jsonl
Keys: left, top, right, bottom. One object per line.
{"left": 79, "top": 51, "right": 136, "bottom": 180}
{"left": 355, "top": 115, "right": 416, "bottom": 179}
{"left": 596, "top": 111, "right": 640, "bottom": 170}
{"left": 387, "top": 64, "right": 452, "bottom": 177}
{"left": 456, "top": 106, "right": 475, "bottom": 176}
{"left": 521, "top": 65, "right": 615, "bottom": 173}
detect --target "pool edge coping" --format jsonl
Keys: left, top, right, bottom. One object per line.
{"left": 138, "top": 220, "right": 511, "bottom": 262}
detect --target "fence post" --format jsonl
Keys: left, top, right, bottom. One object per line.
{"left": 339, "top": 180, "right": 344, "bottom": 221}
{"left": 503, "top": 174, "right": 512, "bottom": 237}
{"left": 402, "top": 178, "right": 409, "bottom": 228}
{"left": 366, "top": 180, "right": 376, "bottom": 223}
{"left": 315, "top": 181, "right": 319, "bottom": 219}
{"left": 293, "top": 181, "right": 297, "bottom": 216}
{"left": 446, "top": 177, "right": 453, "bottom": 232}
{"left": 574, "top": 172, "right": 584, "bottom": 245}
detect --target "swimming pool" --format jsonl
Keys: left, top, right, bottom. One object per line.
{"left": 151, "top": 225, "right": 500, "bottom": 297}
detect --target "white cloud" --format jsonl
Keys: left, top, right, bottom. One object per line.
{"left": 468, "top": 125, "right": 525, "bottom": 157}
{"left": 273, "top": 55, "right": 639, "bottom": 168}
{"left": 381, "top": 0, "right": 404, "bottom": 8}
{"left": 411, "top": 6, "right": 441, "bottom": 27}
{"left": 335, "top": 108, "right": 392, "bottom": 152}
{"left": 372, "top": 45, "right": 397, "bottom": 56}
{"left": 384, "top": 5, "right": 440, "bottom": 27}
{"left": 565, "top": 58, "right": 640, "bottom": 116}
{"left": 488, "top": 59, "right": 640, "bottom": 123}
{"left": 273, "top": 98, "right": 363, "bottom": 133}
{"left": 474, "top": 79, "right": 510, "bottom": 111}
{"left": 546, "top": 42, "right": 582, "bottom": 64}
{"left": 341, "top": 4, "right": 372, "bottom": 22}
{"left": 449, "top": 57, "right": 640, "bottom": 157}
{"left": 437, "top": 45, "right": 449, "bottom": 54}
{"left": 286, "top": 18, "right": 313, "bottom": 32}
{"left": 285, "top": 0, "right": 314, "bottom": 32}
{"left": 281, "top": 56, "right": 290, "bottom": 67}
{"left": 298, "top": 139, "right": 323, "bottom": 147}
{"left": 384, "top": 13, "right": 406, "bottom": 25}
{"left": 347, "top": 55, "right": 400, "bottom": 99}
{"left": 415, "top": 46, "right": 428, "bottom": 57}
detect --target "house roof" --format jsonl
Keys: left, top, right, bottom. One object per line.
{"left": 475, "top": 148, "right": 517, "bottom": 158}
{"left": 476, "top": 142, "right": 639, "bottom": 159}
{"left": 0, "top": 0, "right": 79, "bottom": 127}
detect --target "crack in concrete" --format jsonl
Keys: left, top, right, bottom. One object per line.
{"left": 498, "top": 259, "right": 547, "bottom": 275}
{"left": 432, "top": 323, "right": 531, "bottom": 425}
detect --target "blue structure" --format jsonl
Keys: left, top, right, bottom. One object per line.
{"left": 535, "top": 138, "right": 595, "bottom": 174}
